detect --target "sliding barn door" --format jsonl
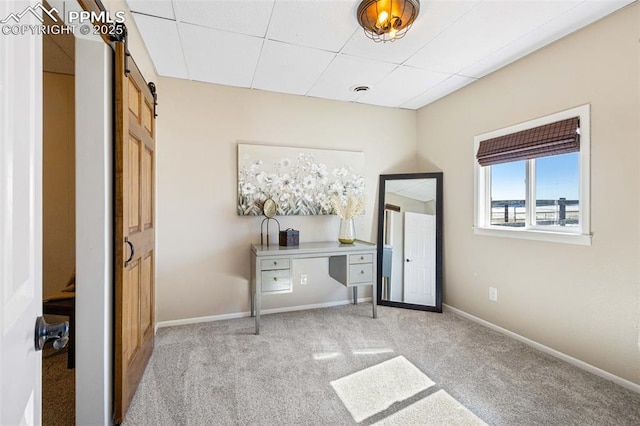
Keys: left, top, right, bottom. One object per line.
{"left": 114, "top": 41, "right": 156, "bottom": 423}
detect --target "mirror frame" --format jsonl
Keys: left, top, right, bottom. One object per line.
{"left": 376, "top": 172, "right": 443, "bottom": 312}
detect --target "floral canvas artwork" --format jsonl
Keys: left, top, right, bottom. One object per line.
{"left": 238, "top": 144, "right": 365, "bottom": 216}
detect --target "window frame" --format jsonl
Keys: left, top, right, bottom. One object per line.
{"left": 474, "top": 104, "right": 591, "bottom": 246}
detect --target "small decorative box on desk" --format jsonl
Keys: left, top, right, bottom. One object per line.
{"left": 279, "top": 228, "right": 299, "bottom": 246}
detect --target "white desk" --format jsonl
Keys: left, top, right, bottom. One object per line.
{"left": 250, "top": 241, "right": 377, "bottom": 334}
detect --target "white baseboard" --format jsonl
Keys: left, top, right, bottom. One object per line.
{"left": 155, "top": 297, "right": 372, "bottom": 332}
{"left": 443, "top": 304, "right": 640, "bottom": 394}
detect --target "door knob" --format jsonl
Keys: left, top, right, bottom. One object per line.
{"left": 406, "top": 259, "right": 412, "bottom": 262}
{"left": 34, "top": 316, "right": 69, "bottom": 351}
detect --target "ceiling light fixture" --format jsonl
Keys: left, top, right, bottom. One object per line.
{"left": 356, "top": 0, "right": 420, "bottom": 43}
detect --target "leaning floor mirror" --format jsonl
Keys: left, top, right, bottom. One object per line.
{"left": 376, "top": 173, "right": 443, "bottom": 312}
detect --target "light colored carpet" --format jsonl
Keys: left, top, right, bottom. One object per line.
{"left": 374, "top": 389, "right": 486, "bottom": 425}
{"left": 331, "top": 356, "right": 435, "bottom": 422}
{"left": 123, "top": 304, "right": 640, "bottom": 425}
{"left": 42, "top": 345, "right": 74, "bottom": 426}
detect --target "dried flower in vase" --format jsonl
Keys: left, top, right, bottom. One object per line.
{"left": 330, "top": 192, "right": 366, "bottom": 219}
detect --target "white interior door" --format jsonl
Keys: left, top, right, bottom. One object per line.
{"left": 403, "top": 211, "right": 435, "bottom": 306}
{"left": 0, "top": 1, "right": 43, "bottom": 424}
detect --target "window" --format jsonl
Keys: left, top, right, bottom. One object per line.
{"left": 474, "top": 105, "right": 591, "bottom": 245}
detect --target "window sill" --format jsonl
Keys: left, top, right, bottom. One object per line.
{"left": 473, "top": 226, "right": 592, "bottom": 246}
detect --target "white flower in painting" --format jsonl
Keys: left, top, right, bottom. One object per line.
{"left": 249, "top": 159, "right": 262, "bottom": 171}
{"left": 278, "top": 174, "right": 294, "bottom": 192}
{"left": 280, "top": 158, "right": 291, "bottom": 168}
{"left": 292, "top": 184, "right": 303, "bottom": 198}
{"left": 255, "top": 192, "right": 268, "bottom": 202}
{"left": 329, "top": 181, "right": 344, "bottom": 195}
{"left": 317, "top": 193, "right": 331, "bottom": 211}
{"left": 303, "top": 193, "right": 314, "bottom": 203}
{"left": 298, "top": 153, "right": 313, "bottom": 165}
{"left": 302, "top": 175, "right": 316, "bottom": 189}
{"left": 311, "top": 163, "right": 328, "bottom": 178}
{"left": 279, "top": 192, "right": 290, "bottom": 202}
{"left": 333, "top": 167, "right": 349, "bottom": 178}
{"left": 256, "top": 172, "right": 272, "bottom": 187}
{"left": 242, "top": 182, "right": 256, "bottom": 195}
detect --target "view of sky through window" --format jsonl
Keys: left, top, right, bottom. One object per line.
{"left": 535, "top": 153, "right": 579, "bottom": 200}
{"left": 491, "top": 154, "right": 579, "bottom": 201}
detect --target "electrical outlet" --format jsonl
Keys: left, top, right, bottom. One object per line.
{"left": 489, "top": 287, "right": 498, "bottom": 302}
{"left": 300, "top": 274, "right": 308, "bottom": 285}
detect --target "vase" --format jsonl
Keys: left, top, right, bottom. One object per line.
{"left": 338, "top": 218, "right": 356, "bottom": 244}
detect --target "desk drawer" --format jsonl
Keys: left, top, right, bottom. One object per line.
{"left": 350, "top": 253, "right": 373, "bottom": 264}
{"left": 261, "top": 258, "right": 290, "bottom": 270}
{"left": 349, "top": 263, "right": 373, "bottom": 284}
{"left": 261, "top": 270, "right": 292, "bottom": 293}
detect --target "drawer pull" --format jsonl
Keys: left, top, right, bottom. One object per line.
{"left": 273, "top": 277, "right": 277, "bottom": 281}
{"left": 273, "top": 261, "right": 277, "bottom": 266}
{"left": 360, "top": 270, "right": 364, "bottom": 274}
{"left": 360, "top": 256, "right": 364, "bottom": 260}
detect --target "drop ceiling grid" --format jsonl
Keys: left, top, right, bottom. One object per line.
{"left": 400, "top": 74, "right": 477, "bottom": 110}
{"left": 179, "top": 23, "right": 264, "bottom": 88}
{"left": 132, "top": 13, "right": 188, "bottom": 79}
{"left": 306, "top": 54, "right": 399, "bottom": 103}
{"left": 127, "top": 0, "right": 636, "bottom": 109}
{"left": 265, "top": 0, "right": 358, "bottom": 52}
{"left": 251, "top": 40, "right": 337, "bottom": 96}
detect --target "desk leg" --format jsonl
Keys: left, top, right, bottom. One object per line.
{"left": 250, "top": 278, "right": 255, "bottom": 317}
{"left": 372, "top": 281, "right": 377, "bottom": 319}
{"left": 251, "top": 253, "right": 258, "bottom": 329}
{"left": 255, "top": 291, "right": 261, "bottom": 335}
{"left": 353, "top": 287, "right": 358, "bottom": 305}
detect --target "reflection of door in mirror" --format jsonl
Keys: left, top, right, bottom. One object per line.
{"left": 404, "top": 212, "right": 435, "bottom": 306}
{"left": 377, "top": 173, "right": 442, "bottom": 312}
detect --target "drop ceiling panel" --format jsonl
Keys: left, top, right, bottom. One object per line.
{"left": 180, "top": 23, "right": 264, "bottom": 87}
{"left": 341, "top": 17, "right": 433, "bottom": 65}
{"left": 401, "top": 75, "right": 476, "bottom": 109}
{"left": 132, "top": 13, "right": 188, "bottom": 79}
{"left": 127, "top": 0, "right": 175, "bottom": 20}
{"left": 174, "top": 0, "right": 274, "bottom": 37}
{"left": 341, "top": 0, "right": 480, "bottom": 64}
{"left": 307, "top": 54, "right": 397, "bottom": 102}
{"left": 460, "top": 0, "right": 633, "bottom": 79}
{"left": 356, "top": 66, "right": 449, "bottom": 108}
{"left": 386, "top": 178, "right": 436, "bottom": 202}
{"left": 406, "top": 0, "right": 580, "bottom": 74}
{"left": 267, "top": 0, "right": 357, "bottom": 52}
{"left": 252, "top": 40, "right": 336, "bottom": 96}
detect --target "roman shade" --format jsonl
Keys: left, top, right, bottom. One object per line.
{"left": 476, "top": 117, "right": 580, "bottom": 166}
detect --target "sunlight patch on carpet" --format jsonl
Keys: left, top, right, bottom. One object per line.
{"left": 330, "top": 356, "right": 435, "bottom": 422}
{"left": 373, "top": 389, "right": 487, "bottom": 425}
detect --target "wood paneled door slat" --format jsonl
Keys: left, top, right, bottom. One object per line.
{"left": 114, "top": 41, "right": 156, "bottom": 424}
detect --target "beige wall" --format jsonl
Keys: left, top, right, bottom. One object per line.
{"left": 43, "top": 72, "right": 75, "bottom": 297}
{"left": 156, "top": 78, "right": 417, "bottom": 322}
{"left": 417, "top": 4, "right": 639, "bottom": 385}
